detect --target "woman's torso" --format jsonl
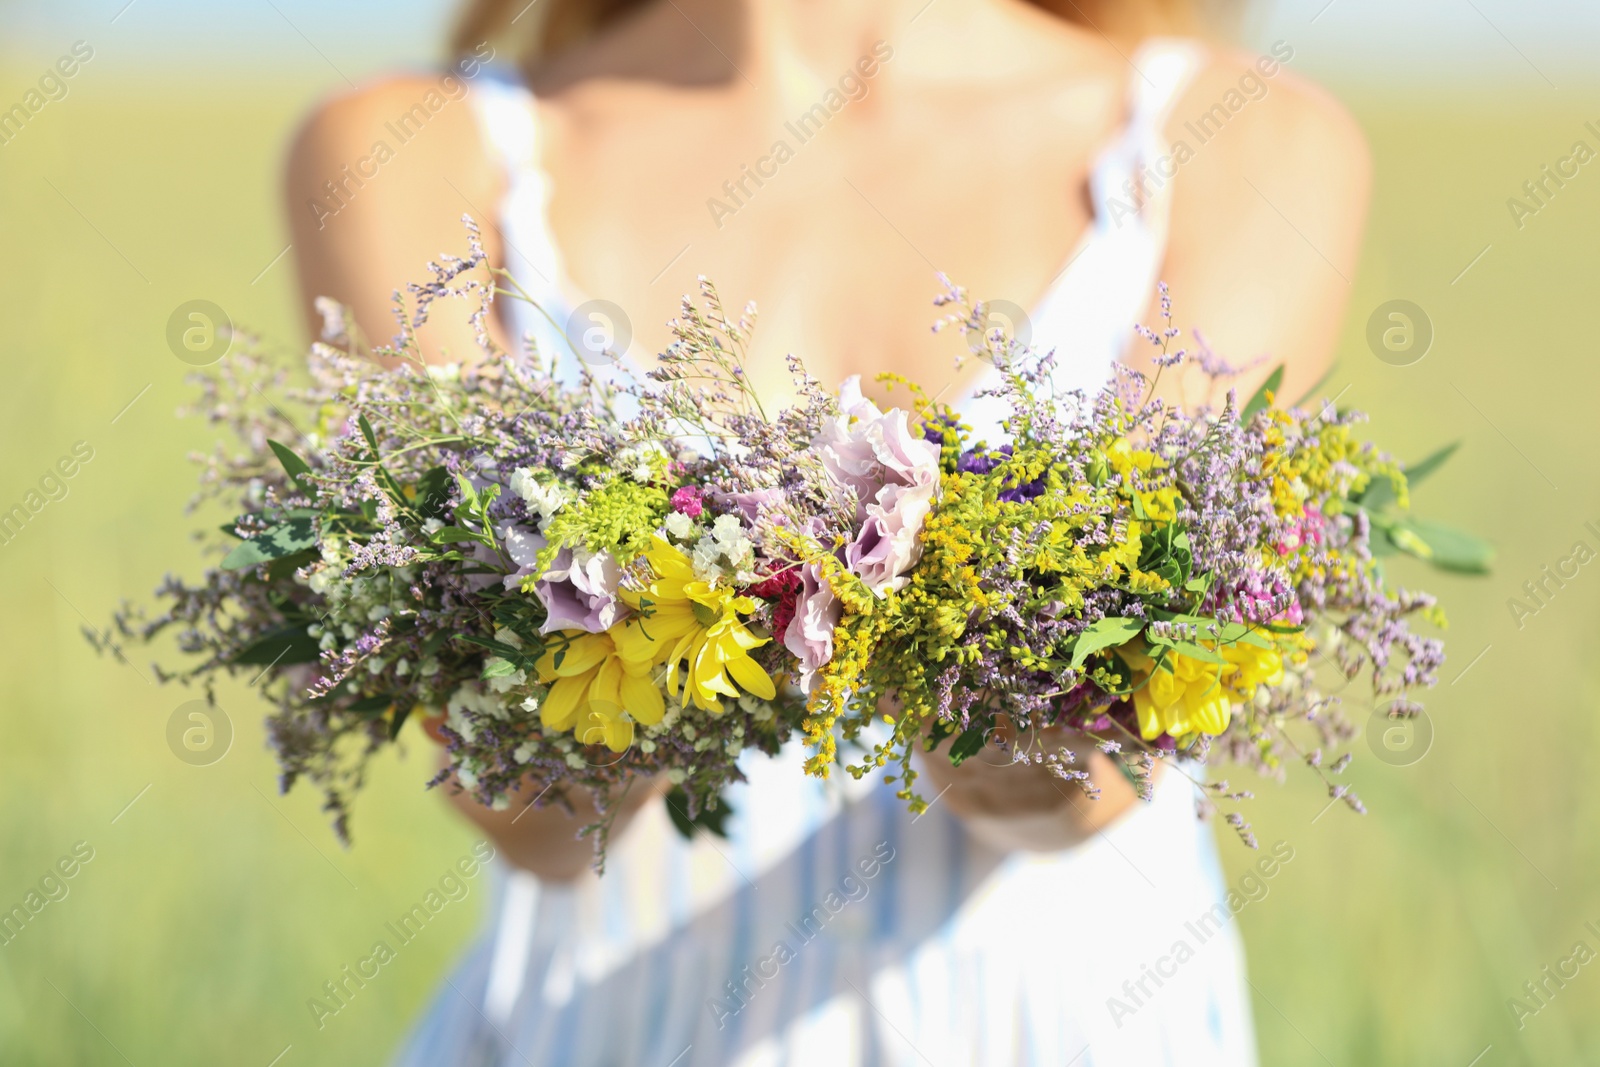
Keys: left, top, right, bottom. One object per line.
{"left": 393, "top": 35, "right": 1259, "bottom": 1067}
{"left": 493, "top": 7, "right": 1177, "bottom": 404}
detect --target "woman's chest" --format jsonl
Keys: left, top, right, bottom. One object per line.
{"left": 533, "top": 94, "right": 1112, "bottom": 398}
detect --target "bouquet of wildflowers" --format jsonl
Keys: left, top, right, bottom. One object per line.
{"left": 100, "top": 223, "right": 1486, "bottom": 858}
{"left": 775, "top": 282, "right": 1488, "bottom": 839}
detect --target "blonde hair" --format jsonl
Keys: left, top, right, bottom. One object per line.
{"left": 452, "top": 0, "right": 1216, "bottom": 61}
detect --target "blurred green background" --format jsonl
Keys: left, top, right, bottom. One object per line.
{"left": 2, "top": 2, "right": 1598, "bottom": 1064}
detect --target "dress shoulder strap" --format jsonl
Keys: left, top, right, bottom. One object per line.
{"left": 1128, "top": 38, "right": 1209, "bottom": 137}
{"left": 467, "top": 72, "right": 582, "bottom": 377}
{"left": 471, "top": 72, "right": 541, "bottom": 175}
{"left": 1087, "top": 37, "right": 1208, "bottom": 229}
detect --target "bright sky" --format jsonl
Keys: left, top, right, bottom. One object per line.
{"left": 1, "top": 0, "right": 1595, "bottom": 89}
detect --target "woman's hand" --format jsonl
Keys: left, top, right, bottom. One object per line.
{"left": 913, "top": 716, "right": 1159, "bottom": 854}
{"left": 440, "top": 751, "right": 664, "bottom": 882}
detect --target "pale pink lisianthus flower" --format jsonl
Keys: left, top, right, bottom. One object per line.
{"left": 845, "top": 481, "right": 938, "bottom": 596}
{"left": 497, "top": 522, "right": 547, "bottom": 592}
{"left": 813, "top": 376, "right": 942, "bottom": 595}
{"left": 784, "top": 561, "right": 842, "bottom": 693}
{"left": 532, "top": 546, "right": 626, "bottom": 634}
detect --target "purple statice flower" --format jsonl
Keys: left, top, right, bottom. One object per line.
{"left": 1211, "top": 569, "right": 1304, "bottom": 627}
{"left": 715, "top": 486, "right": 783, "bottom": 526}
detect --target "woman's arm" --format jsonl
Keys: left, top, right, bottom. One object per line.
{"left": 284, "top": 76, "right": 510, "bottom": 365}
{"left": 440, "top": 755, "right": 665, "bottom": 882}
{"left": 923, "top": 55, "right": 1371, "bottom": 854}
{"left": 1129, "top": 51, "right": 1373, "bottom": 408}
{"left": 915, "top": 724, "right": 1152, "bottom": 852}
{"left": 287, "top": 81, "right": 656, "bottom": 880}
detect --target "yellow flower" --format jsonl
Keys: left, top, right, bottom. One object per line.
{"left": 534, "top": 631, "right": 664, "bottom": 753}
{"left": 1121, "top": 639, "right": 1283, "bottom": 742}
{"left": 616, "top": 537, "right": 777, "bottom": 714}
{"left": 1106, "top": 437, "right": 1179, "bottom": 523}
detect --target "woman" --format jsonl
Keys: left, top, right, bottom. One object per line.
{"left": 286, "top": 0, "right": 1368, "bottom": 1062}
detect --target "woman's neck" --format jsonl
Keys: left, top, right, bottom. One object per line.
{"left": 672, "top": 0, "right": 962, "bottom": 67}
{"left": 566, "top": 0, "right": 1044, "bottom": 92}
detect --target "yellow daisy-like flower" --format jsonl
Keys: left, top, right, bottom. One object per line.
{"left": 615, "top": 536, "right": 777, "bottom": 714}
{"left": 534, "top": 631, "right": 664, "bottom": 753}
{"left": 1121, "top": 639, "right": 1284, "bottom": 742}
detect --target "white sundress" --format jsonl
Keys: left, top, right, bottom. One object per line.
{"left": 394, "top": 38, "right": 1260, "bottom": 1067}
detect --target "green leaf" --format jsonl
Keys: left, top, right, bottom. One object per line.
{"left": 454, "top": 472, "right": 479, "bottom": 510}
{"left": 232, "top": 625, "right": 321, "bottom": 666}
{"left": 1166, "top": 639, "right": 1226, "bottom": 663}
{"left": 665, "top": 786, "right": 734, "bottom": 840}
{"left": 1366, "top": 516, "right": 1400, "bottom": 556}
{"left": 1394, "top": 518, "right": 1495, "bottom": 574}
{"left": 1357, "top": 476, "right": 1398, "bottom": 512}
{"left": 221, "top": 515, "right": 317, "bottom": 570}
{"left": 1387, "top": 524, "right": 1434, "bottom": 560}
{"left": 264, "top": 547, "right": 320, "bottom": 585}
{"left": 1403, "top": 442, "right": 1461, "bottom": 489}
{"left": 414, "top": 466, "right": 453, "bottom": 520}
{"left": 358, "top": 414, "right": 380, "bottom": 458}
{"left": 1070, "top": 616, "right": 1145, "bottom": 670}
{"left": 430, "top": 526, "right": 485, "bottom": 545}
{"left": 454, "top": 634, "right": 534, "bottom": 668}
{"left": 267, "top": 439, "right": 315, "bottom": 495}
{"left": 1241, "top": 364, "right": 1285, "bottom": 422}
{"left": 947, "top": 726, "right": 991, "bottom": 767}
{"left": 388, "top": 705, "right": 413, "bottom": 741}
{"left": 1211, "top": 620, "right": 1274, "bottom": 649}
{"left": 346, "top": 694, "right": 395, "bottom": 714}
{"left": 481, "top": 658, "right": 521, "bottom": 680}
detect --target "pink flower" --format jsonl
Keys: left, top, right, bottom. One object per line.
{"left": 815, "top": 377, "right": 941, "bottom": 512}
{"left": 669, "top": 486, "right": 704, "bottom": 517}
{"left": 784, "top": 562, "right": 842, "bottom": 693}
{"left": 845, "top": 481, "right": 937, "bottom": 596}
{"left": 533, "top": 547, "right": 626, "bottom": 634}
{"left": 1275, "top": 505, "right": 1327, "bottom": 556}
{"left": 814, "top": 376, "right": 942, "bottom": 594}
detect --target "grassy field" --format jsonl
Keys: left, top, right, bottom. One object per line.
{"left": 0, "top": 72, "right": 1596, "bottom": 1066}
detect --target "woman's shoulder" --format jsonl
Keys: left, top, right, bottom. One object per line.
{"left": 1138, "top": 41, "right": 1372, "bottom": 400}
{"left": 1165, "top": 41, "right": 1371, "bottom": 207}
{"left": 284, "top": 69, "right": 504, "bottom": 193}
{"left": 282, "top": 68, "right": 511, "bottom": 358}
